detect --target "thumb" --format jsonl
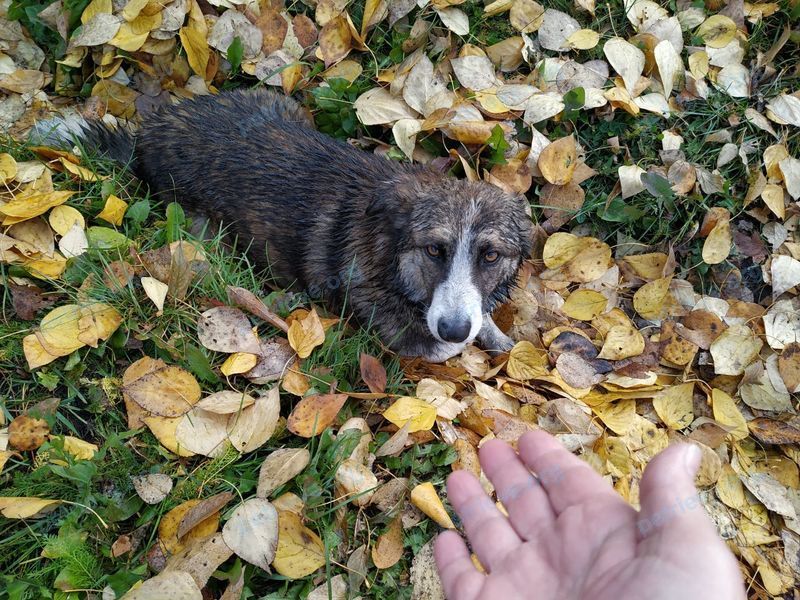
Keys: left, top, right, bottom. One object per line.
{"left": 636, "top": 443, "right": 713, "bottom": 541}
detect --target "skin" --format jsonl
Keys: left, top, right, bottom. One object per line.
{"left": 434, "top": 431, "right": 747, "bottom": 600}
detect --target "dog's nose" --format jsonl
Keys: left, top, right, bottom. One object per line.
{"left": 437, "top": 317, "right": 472, "bottom": 343}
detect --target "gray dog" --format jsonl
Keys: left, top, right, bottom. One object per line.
{"left": 35, "top": 89, "right": 532, "bottom": 362}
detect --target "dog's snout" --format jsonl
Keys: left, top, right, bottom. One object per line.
{"left": 437, "top": 317, "right": 472, "bottom": 343}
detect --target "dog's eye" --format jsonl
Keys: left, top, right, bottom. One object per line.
{"left": 484, "top": 250, "right": 499, "bottom": 263}
{"left": 426, "top": 244, "right": 442, "bottom": 258}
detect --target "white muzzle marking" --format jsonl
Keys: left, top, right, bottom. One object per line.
{"left": 426, "top": 237, "right": 483, "bottom": 344}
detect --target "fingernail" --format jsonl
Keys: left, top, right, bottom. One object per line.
{"left": 683, "top": 444, "right": 701, "bottom": 476}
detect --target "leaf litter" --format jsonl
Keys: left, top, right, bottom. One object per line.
{"left": 0, "top": 0, "right": 799, "bottom": 597}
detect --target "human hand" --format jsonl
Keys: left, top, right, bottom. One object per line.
{"left": 434, "top": 431, "right": 746, "bottom": 600}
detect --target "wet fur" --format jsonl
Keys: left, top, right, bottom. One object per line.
{"left": 70, "top": 89, "right": 532, "bottom": 361}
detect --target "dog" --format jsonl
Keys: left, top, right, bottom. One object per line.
{"left": 33, "top": 89, "right": 532, "bottom": 362}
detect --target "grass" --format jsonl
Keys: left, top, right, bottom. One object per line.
{"left": 0, "top": 135, "right": 461, "bottom": 598}
{"left": 1, "top": 0, "right": 798, "bottom": 596}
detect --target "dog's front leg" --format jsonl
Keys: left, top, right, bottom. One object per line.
{"left": 476, "top": 315, "right": 514, "bottom": 355}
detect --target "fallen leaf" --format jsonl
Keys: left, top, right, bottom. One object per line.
{"left": 287, "top": 308, "right": 325, "bottom": 359}
{"left": 272, "top": 510, "right": 326, "bottom": 578}
{"left": 198, "top": 307, "right": 261, "bottom": 355}
{"left": 652, "top": 382, "right": 694, "bottom": 429}
{"left": 372, "top": 515, "right": 404, "bottom": 569}
{"left": 410, "top": 482, "right": 454, "bottom": 528}
{"left": 8, "top": 415, "right": 49, "bottom": 451}
{"left": 360, "top": 352, "right": 387, "bottom": 394}
{"left": 286, "top": 393, "right": 348, "bottom": 437}
{"left": 120, "top": 570, "right": 201, "bottom": 600}
{"left": 0, "top": 497, "right": 61, "bottom": 518}
{"left": 383, "top": 397, "right": 437, "bottom": 433}
{"left": 538, "top": 135, "right": 577, "bottom": 185}
{"left": 256, "top": 448, "right": 311, "bottom": 498}
{"left": 711, "top": 388, "right": 748, "bottom": 440}
{"left": 123, "top": 357, "right": 201, "bottom": 417}
{"left": 132, "top": 473, "right": 173, "bottom": 504}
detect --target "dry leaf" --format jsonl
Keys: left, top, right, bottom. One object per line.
{"left": 410, "top": 482, "right": 454, "bottom": 528}
{"left": 222, "top": 498, "right": 279, "bottom": 572}
{"left": 287, "top": 393, "right": 348, "bottom": 437}
{"left": 256, "top": 448, "right": 311, "bottom": 498}
{"left": 272, "top": 510, "right": 326, "bottom": 578}
{"left": 287, "top": 308, "right": 326, "bottom": 358}
{"left": 372, "top": 516, "right": 404, "bottom": 569}
{"left": 132, "top": 473, "right": 173, "bottom": 504}
{"left": 198, "top": 307, "right": 261, "bottom": 355}
{"left": 383, "top": 397, "right": 437, "bottom": 433}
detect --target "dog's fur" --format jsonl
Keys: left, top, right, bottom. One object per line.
{"left": 35, "top": 89, "right": 532, "bottom": 361}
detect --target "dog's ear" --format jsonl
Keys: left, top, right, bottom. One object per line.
{"left": 365, "top": 174, "right": 423, "bottom": 219}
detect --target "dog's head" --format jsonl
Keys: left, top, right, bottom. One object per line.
{"left": 368, "top": 172, "right": 532, "bottom": 346}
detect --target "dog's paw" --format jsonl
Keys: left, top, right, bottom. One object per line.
{"left": 477, "top": 330, "right": 514, "bottom": 355}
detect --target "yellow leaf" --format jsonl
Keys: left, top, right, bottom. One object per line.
{"left": 158, "top": 499, "right": 221, "bottom": 555}
{"left": 319, "top": 15, "right": 352, "bottom": 67}
{"left": 542, "top": 232, "right": 584, "bottom": 269}
{"left": 0, "top": 191, "right": 75, "bottom": 225}
{"left": 632, "top": 276, "right": 674, "bottom": 320}
{"left": 561, "top": 289, "right": 607, "bottom": 320}
{"left": 622, "top": 252, "right": 668, "bottom": 280}
{"left": 121, "top": 0, "right": 148, "bottom": 21}
{"left": 538, "top": 135, "right": 576, "bottom": 185}
{"left": 37, "top": 304, "right": 85, "bottom": 357}
{"left": 286, "top": 393, "right": 348, "bottom": 437}
{"left": 76, "top": 302, "right": 123, "bottom": 348}
{"left": 49, "top": 205, "right": 85, "bottom": 236}
{"left": 122, "top": 356, "right": 201, "bottom": 417}
{"left": 702, "top": 219, "right": 732, "bottom": 265}
{"left": 696, "top": 15, "right": 737, "bottom": 49}
{"left": 0, "top": 497, "right": 62, "bottom": 518}
{"left": 0, "top": 450, "right": 14, "bottom": 474}
{"left": 97, "top": 194, "right": 128, "bottom": 225}
{"left": 652, "top": 382, "right": 694, "bottom": 430}
{"left": 23, "top": 253, "right": 68, "bottom": 279}
{"left": 143, "top": 415, "right": 196, "bottom": 457}
{"left": 180, "top": 25, "right": 210, "bottom": 78}
{"left": 761, "top": 183, "right": 785, "bottom": 219}
{"left": 597, "top": 324, "right": 645, "bottom": 360}
{"left": 82, "top": 0, "right": 112, "bottom": 23}
{"left": 592, "top": 399, "right": 636, "bottom": 435}
{"left": 58, "top": 157, "right": 103, "bottom": 182}
{"left": 61, "top": 435, "right": 98, "bottom": 460}
{"left": 220, "top": 352, "right": 259, "bottom": 376}
{"left": 711, "top": 388, "right": 748, "bottom": 440}
{"left": 506, "top": 340, "right": 549, "bottom": 380}
{"left": 383, "top": 397, "right": 437, "bottom": 433}
{"left": 272, "top": 510, "right": 325, "bottom": 579}
{"left": 410, "top": 482, "right": 454, "bottom": 528}
{"left": 566, "top": 28, "right": 599, "bottom": 50}
{"left": 287, "top": 308, "right": 325, "bottom": 358}
{"left": 0, "top": 153, "right": 17, "bottom": 183}
{"left": 109, "top": 21, "right": 149, "bottom": 51}
{"left": 23, "top": 334, "right": 59, "bottom": 369}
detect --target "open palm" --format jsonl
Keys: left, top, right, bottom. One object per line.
{"left": 434, "top": 431, "right": 745, "bottom": 600}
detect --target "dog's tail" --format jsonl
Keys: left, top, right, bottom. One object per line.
{"left": 28, "top": 115, "right": 138, "bottom": 171}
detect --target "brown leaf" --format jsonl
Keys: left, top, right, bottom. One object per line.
{"left": 227, "top": 285, "right": 289, "bottom": 332}
{"left": 8, "top": 415, "right": 49, "bottom": 451}
{"left": 164, "top": 533, "right": 234, "bottom": 589}
{"left": 748, "top": 418, "right": 800, "bottom": 445}
{"left": 359, "top": 353, "right": 387, "bottom": 394}
{"left": 9, "top": 283, "right": 56, "bottom": 320}
{"left": 178, "top": 492, "right": 233, "bottom": 538}
{"left": 287, "top": 393, "right": 348, "bottom": 437}
{"left": 371, "top": 515, "right": 404, "bottom": 569}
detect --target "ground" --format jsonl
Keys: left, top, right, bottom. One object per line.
{"left": 0, "top": 0, "right": 799, "bottom": 598}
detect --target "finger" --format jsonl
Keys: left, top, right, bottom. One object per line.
{"left": 517, "top": 430, "right": 627, "bottom": 515}
{"left": 446, "top": 469, "right": 521, "bottom": 572}
{"left": 478, "top": 438, "right": 555, "bottom": 541}
{"left": 637, "top": 443, "right": 716, "bottom": 541}
{"left": 434, "top": 530, "right": 485, "bottom": 600}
